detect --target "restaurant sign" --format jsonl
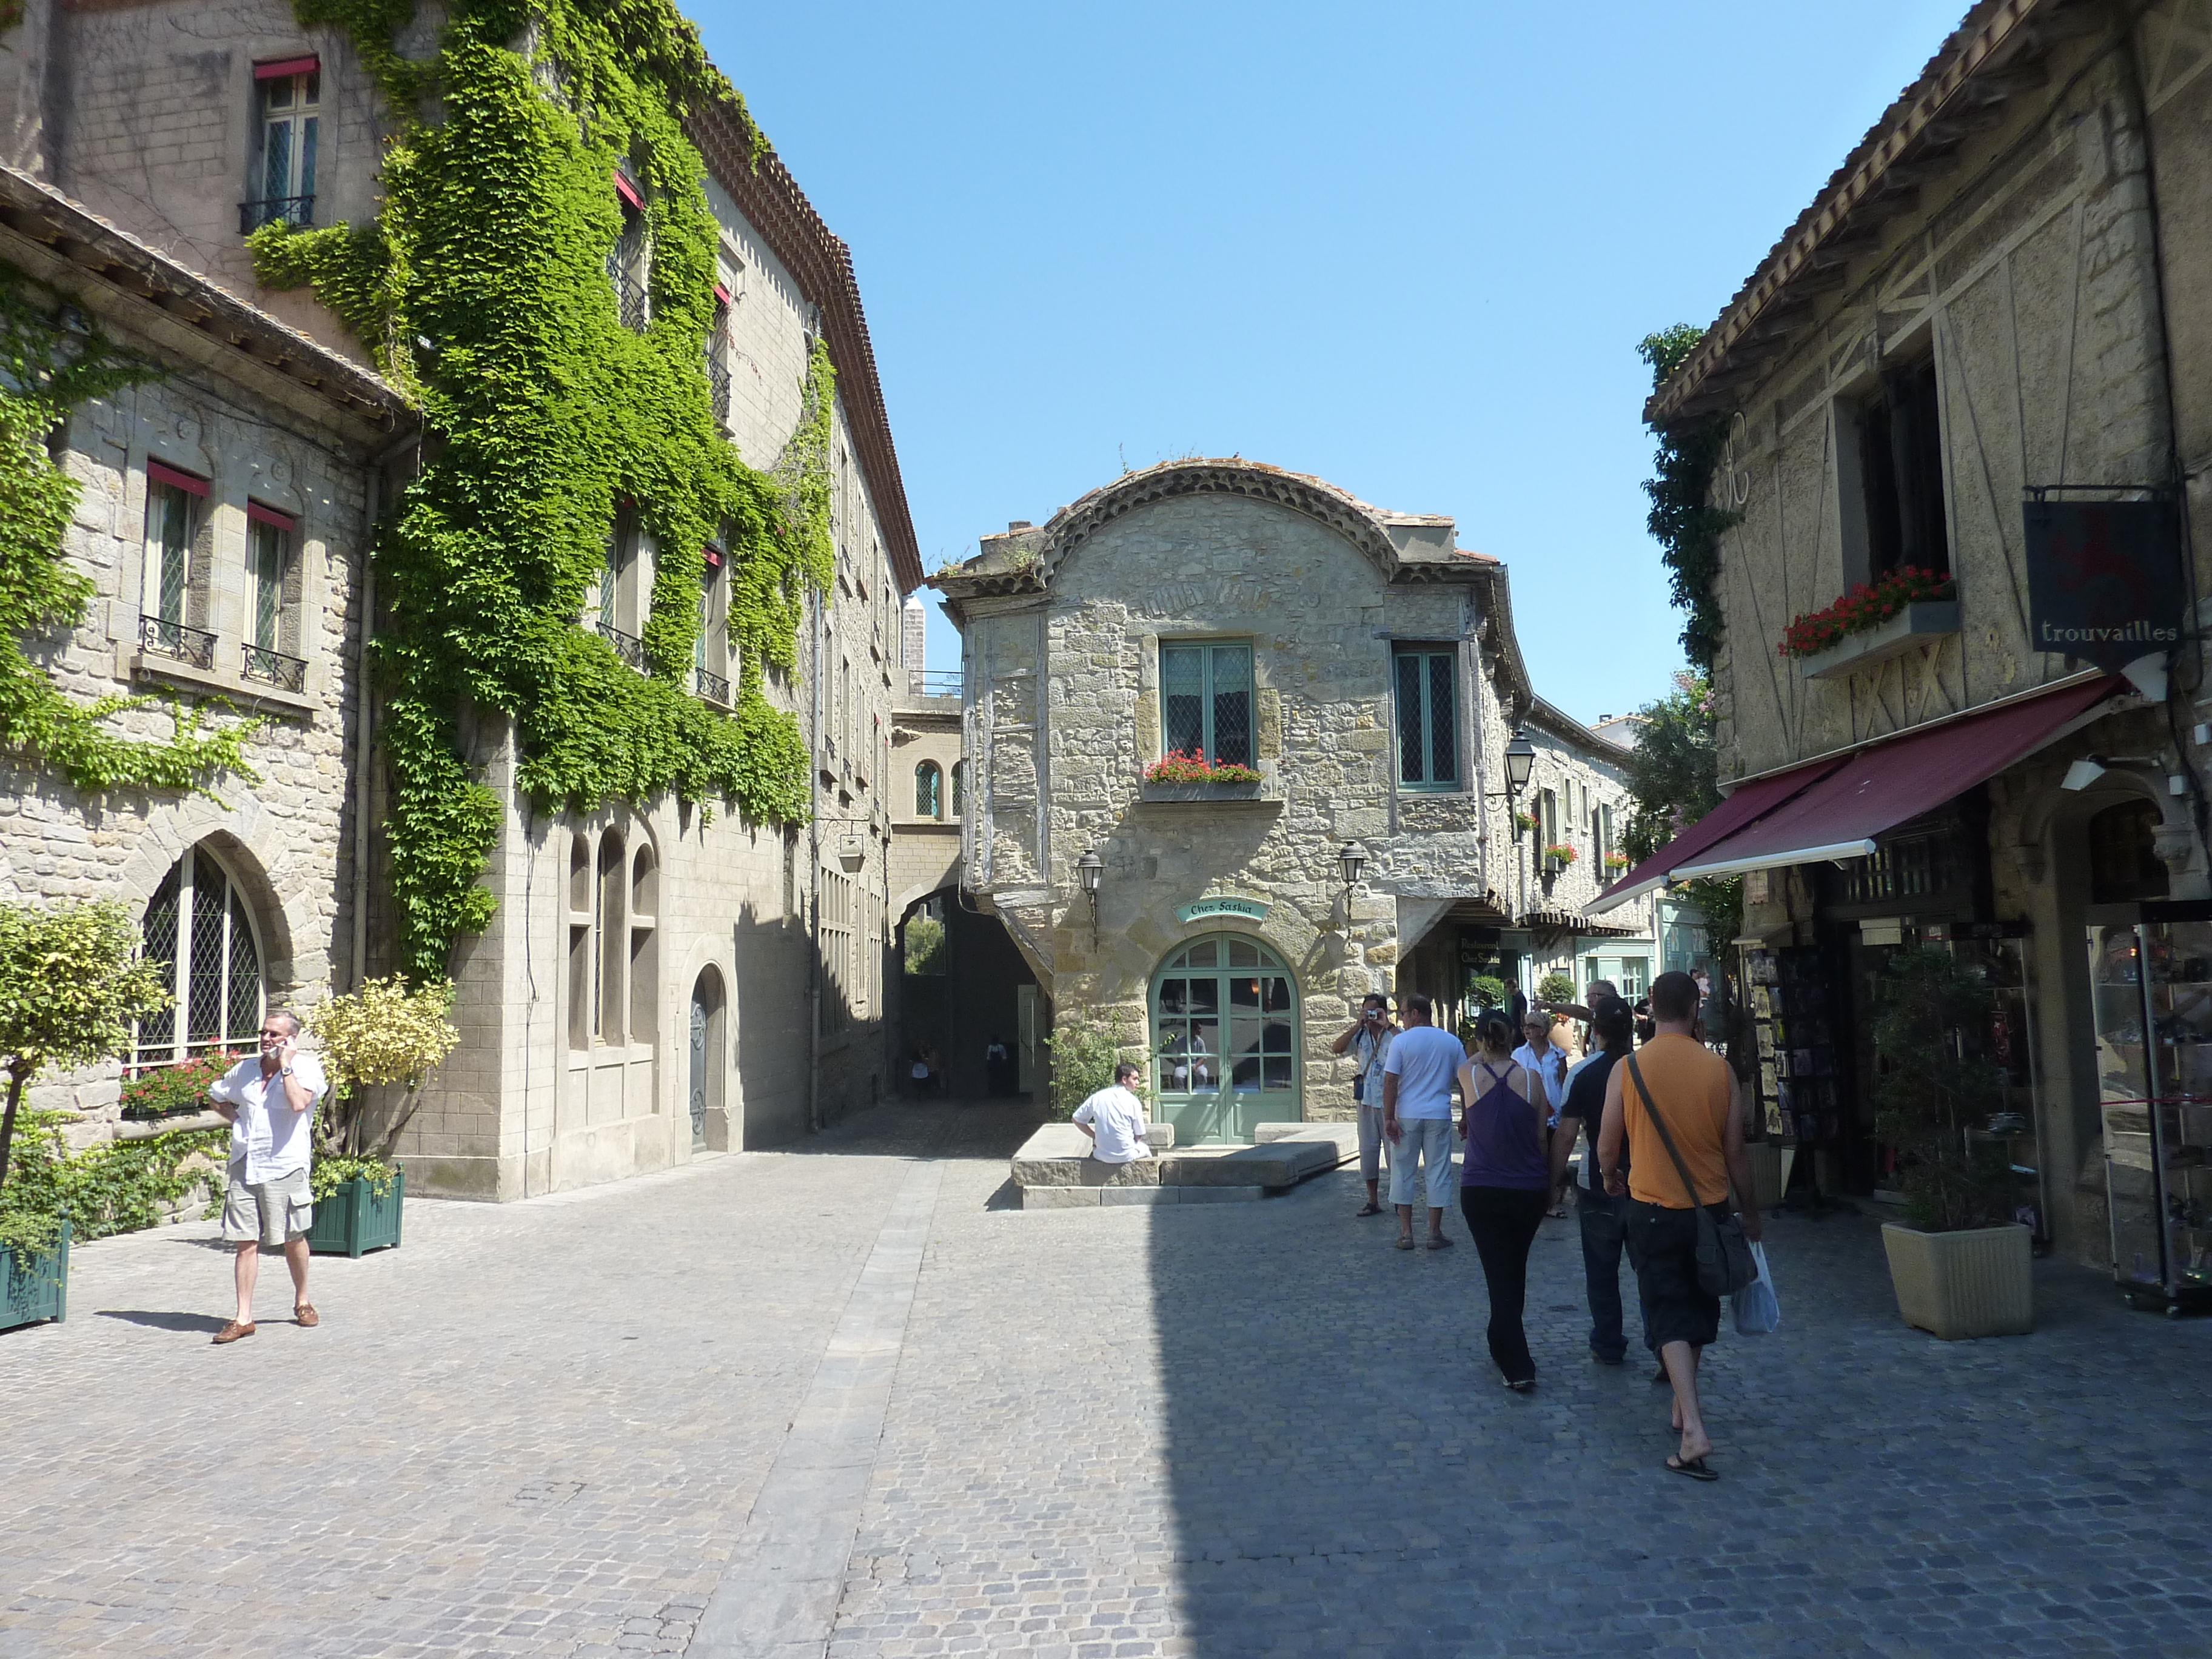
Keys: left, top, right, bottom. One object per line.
{"left": 2023, "top": 495, "right": 2184, "bottom": 670}
{"left": 1176, "top": 896, "right": 1269, "bottom": 923}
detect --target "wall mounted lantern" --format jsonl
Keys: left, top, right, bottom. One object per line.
{"left": 1077, "top": 849, "right": 1104, "bottom": 948}
{"left": 1487, "top": 728, "right": 1538, "bottom": 839}
{"left": 1336, "top": 840, "right": 1367, "bottom": 919}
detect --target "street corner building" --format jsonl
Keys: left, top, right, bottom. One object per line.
{"left": 927, "top": 460, "right": 1663, "bottom": 1146}
{"left": 0, "top": 0, "right": 923, "bottom": 1193}
{"left": 1612, "top": 0, "right": 2212, "bottom": 1294}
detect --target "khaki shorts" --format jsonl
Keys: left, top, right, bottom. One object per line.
{"left": 222, "top": 1165, "right": 313, "bottom": 1247}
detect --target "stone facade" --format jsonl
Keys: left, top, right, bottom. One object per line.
{"left": 1, "top": 6, "right": 924, "bottom": 1197}
{"left": 934, "top": 461, "right": 1652, "bottom": 1141}
{"left": 1646, "top": 0, "right": 2212, "bottom": 1267}
{"left": 0, "top": 167, "right": 411, "bottom": 1134}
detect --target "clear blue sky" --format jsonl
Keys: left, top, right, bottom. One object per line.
{"left": 694, "top": 0, "right": 1970, "bottom": 725}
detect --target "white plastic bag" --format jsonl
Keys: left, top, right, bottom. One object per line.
{"left": 1732, "top": 1241, "right": 1780, "bottom": 1335}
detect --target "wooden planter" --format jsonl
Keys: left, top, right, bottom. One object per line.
{"left": 306, "top": 1169, "right": 405, "bottom": 1258}
{"left": 1882, "top": 1221, "right": 2033, "bottom": 1339}
{"left": 1, "top": 1221, "right": 70, "bottom": 1331}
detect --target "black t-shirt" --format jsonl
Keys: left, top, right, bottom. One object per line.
{"left": 1560, "top": 1048, "right": 1624, "bottom": 1192}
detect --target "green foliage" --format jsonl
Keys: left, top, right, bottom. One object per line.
{"left": 0, "top": 1109, "right": 227, "bottom": 1267}
{"left": 310, "top": 1151, "right": 400, "bottom": 1201}
{"left": 255, "top": 0, "right": 826, "bottom": 982}
{"left": 1535, "top": 972, "right": 1575, "bottom": 1004}
{"left": 309, "top": 973, "right": 460, "bottom": 1158}
{"left": 1871, "top": 947, "right": 2016, "bottom": 1233}
{"left": 1047, "top": 1016, "right": 1143, "bottom": 1121}
{"left": 1639, "top": 324, "right": 1741, "bottom": 675}
{"left": 0, "top": 899, "right": 173, "bottom": 1190}
{"left": 0, "top": 267, "right": 261, "bottom": 797}
{"left": 119, "top": 1050, "right": 241, "bottom": 1119}
{"left": 1467, "top": 975, "right": 1509, "bottom": 1010}
{"left": 902, "top": 914, "right": 945, "bottom": 977}
{"left": 1616, "top": 670, "right": 1742, "bottom": 947}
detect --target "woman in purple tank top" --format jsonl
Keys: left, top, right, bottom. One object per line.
{"left": 1459, "top": 1010, "right": 1553, "bottom": 1390}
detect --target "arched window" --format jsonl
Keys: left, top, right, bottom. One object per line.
{"left": 133, "top": 843, "right": 264, "bottom": 1071}
{"left": 950, "top": 759, "right": 964, "bottom": 819}
{"left": 2089, "top": 796, "right": 2168, "bottom": 904}
{"left": 915, "top": 760, "right": 942, "bottom": 819}
{"left": 1148, "top": 934, "right": 1298, "bottom": 1145}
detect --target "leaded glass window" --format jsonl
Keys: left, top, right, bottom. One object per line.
{"left": 1393, "top": 645, "right": 1458, "bottom": 791}
{"left": 131, "top": 845, "right": 264, "bottom": 1071}
{"left": 1160, "top": 641, "right": 1254, "bottom": 767}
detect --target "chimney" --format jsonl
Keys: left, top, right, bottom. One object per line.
{"left": 903, "top": 594, "right": 927, "bottom": 697}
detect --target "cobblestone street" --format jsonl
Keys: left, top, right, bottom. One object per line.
{"left": 5, "top": 1100, "right": 2211, "bottom": 1659}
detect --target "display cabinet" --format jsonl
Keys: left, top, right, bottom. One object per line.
{"left": 1929, "top": 922, "right": 2046, "bottom": 1247}
{"left": 2086, "top": 900, "right": 2212, "bottom": 1313}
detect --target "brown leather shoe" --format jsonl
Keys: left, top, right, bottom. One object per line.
{"left": 294, "top": 1304, "right": 319, "bottom": 1328}
{"left": 212, "top": 1321, "right": 256, "bottom": 1345}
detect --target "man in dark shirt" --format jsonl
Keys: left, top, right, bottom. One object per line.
{"left": 1547, "top": 998, "right": 1647, "bottom": 1364}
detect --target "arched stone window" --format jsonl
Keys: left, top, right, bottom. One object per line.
{"left": 565, "top": 820, "right": 661, "bottom": 1053}
{"left": 133, "top": 842, "right": 264, "bottom": 1070}
{"left": 950, "top": 759, "right": 964, "bottom": 820}
{"left": 915, "top": 760, "right": 942, "bottom": 819}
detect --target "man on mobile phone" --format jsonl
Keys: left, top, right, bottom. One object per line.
{"left": 207, "top": 1010, "right": 328, "bottom": 1345}
{"left": 1330, "top": 993, "right": 1397, "bottom": 1218}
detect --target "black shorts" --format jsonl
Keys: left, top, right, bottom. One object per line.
{"left": 1626, "top": 1198, "right": 1724, "bottom": 1349}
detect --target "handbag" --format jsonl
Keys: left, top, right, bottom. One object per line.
{"left": 1623, "top": 1052, "right": 1758, "bottom": 1297}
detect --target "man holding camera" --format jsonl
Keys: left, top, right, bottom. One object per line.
{"left": 1330, "top": 992, "right": 1397, "bottom": 1218}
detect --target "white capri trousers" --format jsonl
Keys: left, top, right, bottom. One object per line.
{"left": 1388, "top": 1115, "right": 1456, "bottom": 1210}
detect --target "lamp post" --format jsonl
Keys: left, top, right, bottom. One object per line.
{"left": 1336, "top": 840, "right": 1367, "bottom": 926}
{"left": 1077, "top": 849, "right": 1103, "bottom": 950}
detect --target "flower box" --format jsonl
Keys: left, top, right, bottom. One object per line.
{"left": 306, "top": 1168, "right": 405, "bottom": 1258}
{"left": 1139, "top": 778, "right": 1268, "bottom": 803}
{"left": 1881, "top": 1221, "right": 2033, "bottom": 1339}
{"left": 1, "top": 1221, "right": 69, "bottom": 1331}
{"left": 1796, "top": 601, "right": 1960, "bottom": 680}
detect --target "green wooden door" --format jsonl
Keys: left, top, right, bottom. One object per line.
{"left": 1151, "top": 934, "right": 1298, "bottom": 1144}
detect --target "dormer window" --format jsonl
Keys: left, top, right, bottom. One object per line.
{"left": 243, "top": 58, "right": 320, "bottom": 233}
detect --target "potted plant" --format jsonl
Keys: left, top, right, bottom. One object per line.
{"left": 1603, "top": 850, "right": 1632, "bottom": 874}
{"left": 1543, "top": 842, "right": 1578, "bottom": 873}
{"left": 1871, "top": 946, "right": 2033, "bottom": 1339}
{"left": 0, "top": 900, "right": 170, "bottom": 1330}
{"left": 304, "top": 975, "right": 460, "bottom": 1257}
{"left": 1535, "top": 972, "right": 1576, "bottom": 1005}
{"left": 1467, "top": 974, "right": 1509, "bottom": 1011}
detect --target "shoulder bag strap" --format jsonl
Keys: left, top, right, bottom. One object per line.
{"left": 1623, "top": 1052, "right": 1706, "bottom": 1211}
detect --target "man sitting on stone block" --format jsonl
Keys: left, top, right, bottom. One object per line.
{"left": 1073, "top": 1062, "right": 1154, "bottom": 1165}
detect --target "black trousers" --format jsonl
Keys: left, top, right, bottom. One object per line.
{"left": 1460, "top": 1185, "right": 1550, "bottom": 1384}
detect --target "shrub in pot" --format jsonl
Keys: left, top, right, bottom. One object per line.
{"left": 1871, "top": 947, "right": 2033, "bottom": 1339}
{"left": 304, "top": 977, "right": 458, "bottom": 1255}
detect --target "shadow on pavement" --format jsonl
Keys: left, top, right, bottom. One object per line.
{"left": 774, "top": 1099, "right": 1049, "bottom": 1165}
{"left": 93, "top": 1309, "right": 229, "bottom": 1333}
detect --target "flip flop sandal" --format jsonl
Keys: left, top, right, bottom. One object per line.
{"left": 1666, "top": 1455, "right": 1719, "bottom": 1482}
{"left": 1426, "top": 1234, "right": 1453, "bottom": 1250}
{"left": 1355, "top": 1202, "right": 1383, "bottom": 1217}
{"left": 1393, "top": 1235, "right": 1416, "bottom": 1250}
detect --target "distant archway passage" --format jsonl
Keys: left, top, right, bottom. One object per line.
{"left": 1149, "top": 934, "right": 1298, "bottom": 1145}
{"left": 689, "top": 968, "right": 726, "bottom": 1151}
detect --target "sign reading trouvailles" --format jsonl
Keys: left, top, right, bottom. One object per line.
{"left": 2023, "top": 495, "right": 2184, "bottom": 671}
{"left": 1175, "top": 897, "right": 1270, "bottom": 923}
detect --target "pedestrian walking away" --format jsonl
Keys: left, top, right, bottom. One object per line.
{"left": 1330, "top": 992, "right": 1398, "bottom": 1217}
{"left": 1458, "top": 1011, "right": 1550, "bottom": 1390}
{"left": 1549, "top": 998, "right": 1649, "bottom": 1366}
{"left": 1382, "top": 993, "right": 1468, "bottom": 1250}
{"left": 1072, "top": 1062, "right": 1155, "bottom": 1165}
{"left": 207, "top": 1010, "right": 328, "bottom": 1344}
{"left": 1597, "top": 971, "right": 1762, "bottom": 1480}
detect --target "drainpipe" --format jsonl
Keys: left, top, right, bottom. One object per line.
{"left": 349, "top": 430, "right": 420, "bottom": 990}
{"left": 807, "top": 581, "right": 825, "bottom": 1136}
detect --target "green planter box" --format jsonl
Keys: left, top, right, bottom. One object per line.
{"left": 1, "top": 1221, "right": 70, "bottom": 1330}
{"left": 306, "top": 1169, "right": 404, "bottom": 1258}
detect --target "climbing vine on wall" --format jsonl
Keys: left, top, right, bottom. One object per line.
{"left": 0, "top": 268, "right": 260, "bottom": 795}
{"left": 1639, "top": 323, "right": 1741, "bottom": 677}
{"left": 253, "top": 0, "right": 828, "bottom": 982}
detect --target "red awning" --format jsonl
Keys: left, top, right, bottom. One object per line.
{"left": 612, "top": 170, "right": 643, "bottom": 210}
{"left": 146, "top": 458, "right": 208, "bottom": 497}
{"left": 254, "top": 55, "right": 319, "bottom": 81}
{"left": 1670, "top": 675, "right": 2124, "bottom": 881}
{"left": 1586, "top": 760, "right": 1845, "bottom": 914}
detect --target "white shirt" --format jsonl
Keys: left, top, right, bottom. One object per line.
{"left": 1513, "top": 1041, "right": 1570, "bottom": 1119}
{"left": 1384, "top": 1024, "right": 1466, "bottom": 1120}
{"left": 210, "top": 1051, "right": 327, "bottom": 1182}
{"left": 1352, "top": 1024, "right": 1396, "bottom": 1108}
{"left": 1073, "top": 1085, "right": 1153, "bottom": 1164}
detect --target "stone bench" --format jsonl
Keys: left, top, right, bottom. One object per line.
{"left": 1012, "top": 1119, "right": 1356, "bottom": 1209}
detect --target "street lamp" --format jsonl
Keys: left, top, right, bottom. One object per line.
{"left": 1336, "top": 840, "right": 1367, "bottom": 919}
{"left": 1077, "top": 849, "right": 1103, "bottom": 948}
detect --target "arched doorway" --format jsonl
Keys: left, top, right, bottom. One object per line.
{"left": 1150, "top": 934, "right": 1298, "bottom": 1144}
{"left": 688, "top": 968, "right": 726, "bottom": 1151}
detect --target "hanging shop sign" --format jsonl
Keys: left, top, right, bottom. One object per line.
{"left": 2022, "top": 494, "right": 2184, "bottom": 669}
{"left": 1175, "top": 896, "right": 1269, "bottom": 923}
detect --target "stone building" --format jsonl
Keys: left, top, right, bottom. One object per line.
{"left": 0, "top": 164, "right": 411, "bottom": 1128}
{"left": 930, "top": 460, "right": 1652, "bottom": 1142}
{"left": 1607, "top": 0, "right": 2212, "bottom": 1272}
{"left": 1, "top": 2, "right": 921, "bottom": 1195}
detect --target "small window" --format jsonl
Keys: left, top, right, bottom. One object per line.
{"left": 246, "top": 61, "right": 319, "bottom": 232}
{"left": 694, "top": 545, "right": 729, "bottom": 702}
{"left": 950, "top": 759, "right": 964, "bottom": 819}
{"left": 607, "top": 169, "right": 648, "bottom": 330}
{"left": 1393, "top": 645, "right": 1458, "bottom": 791}
{"left": 916, "top": 761, "right": 942, "bottom": 819}
{"left": 243, "top": 503, "right": 303, "bottom": 688}
{"left": 1161, "top": 640, "right": 1254, "bottom": 767}
{"left": 1854, "top": 356, "right": 1949, "bottom": 580}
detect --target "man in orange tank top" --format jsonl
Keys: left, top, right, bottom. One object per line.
{"left": 1597, "top": 970, "right": 1762, "bottom": 1481}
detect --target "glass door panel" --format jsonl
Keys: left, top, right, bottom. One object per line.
{"left": 1151, "top": 940, "right": 1298, "bottom": 1143}
{"left": 2091, "top": 921, "right": 2161, "bottom": 1289}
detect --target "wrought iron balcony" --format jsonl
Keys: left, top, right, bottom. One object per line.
{"left": 239, "top": 195, "right": 315, "bottom": 235}
{"left": 611, "top": 269, "right": 648, "bottom": 331}
{"left": 139, "top": 612, "right": 216, "bottom": 670}
{"left": 694, "top": 665, "right": 731, "bottom": 705}
{"left": 597, "top": 620, "right": 647, "bottom": 672}
{"left": 242, "top": 642, "right": 309, "bottom": 692}
{"left": 708, "top": 356, "right": 732, "bottom": 428}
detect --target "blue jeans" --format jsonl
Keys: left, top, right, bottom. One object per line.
{"left": 1576, "top": 1183, "right": 1652, "bottom": 1361}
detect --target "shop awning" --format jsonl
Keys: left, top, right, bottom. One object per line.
{"left": 1669, "top": 675, "right": 2124, "bottom": 882}
{"left": 1586, "top": 760, "right": 1846, "bottom": 914}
